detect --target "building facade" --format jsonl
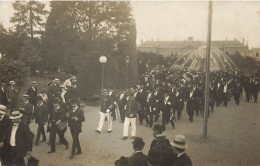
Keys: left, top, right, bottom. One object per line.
{"left": 137, "top": 37, "right": 249, "bottom": 57}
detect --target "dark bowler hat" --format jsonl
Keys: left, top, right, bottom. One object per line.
{"left": 132, "top": 137, "right": 145, "bottom": 148}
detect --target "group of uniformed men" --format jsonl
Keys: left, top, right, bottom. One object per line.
{"left": 95, "top": 63, "right": 260, "bottom": 140}
{"left": 0, "top": 75, "right": 84, "bottom": 166}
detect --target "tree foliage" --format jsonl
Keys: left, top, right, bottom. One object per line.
{"left": 10, "top": 1, "right": 48, "bottom": 38}
{"left": 42, "top": 1, "right": 137, "bottom": 97}
{"left": 0, "top": 57, "right": 27, "bottom": 86}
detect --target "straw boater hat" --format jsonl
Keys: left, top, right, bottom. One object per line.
{"left": 23, "top": 94, "right": 30, "bottom": 99}
{"left": 171, "top": 135, "right": 188, "bottom": 149}
{"left": 54, "top": 78, "right": 60, "bottom": 82}
{"left": 32, "top": 81, "right": 37, "bottom": 85}
{"left": 0, "top": 105, "right": 7, "bottom": 115}
{"left": 9, "top": 111, "right": 23, "bottom": 119}
{"left": 9, "top": 80, "right": 15, "bottom": 85}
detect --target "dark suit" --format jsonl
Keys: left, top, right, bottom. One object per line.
{"left": 20, "top": 102, "right": 33, "bottom": 126}
{"left": 161, "top": 97, "right": 175, "bottom": 130}
{"left": 135, "top": 89, "right": 147, "bottom": 125}
{"left": 48, "top": 107, "right": 68, "bottom": 152}
{"left": 186, "top": 91, "right": 196, "bottom": 122}
{"left": 35, "top": 103, "right": 48, "bottom": 144}
{"left": 27, "top": 87, "right": 37, "bottom": 109}
{"left": 149, "top": 136, "right": 177, "bottom": 166}
{"left": 173, "top": 153, "right": 192, "bottom": 166}
{"left": 5, "top": 122, "right": 33, "bottom": 166}
{"left": 0, "top": 87, "right": 7, "bottom": 106}
{"left": 6, "top": 86, "right": 19, "bottom": 112}
{"left": 68, "top": 107, "right": 85, "bottom": 155}
{"left": 116, "top": 92, "right": 127, "bottom": 122}
{"left": 127, "top": 152, "right": 148, "bottom": 166}
{"left": 0, "top": 115, "right": 11, "bottom": 165}
{"left": 145, "top": 93, "right": 154, "bottom": 127}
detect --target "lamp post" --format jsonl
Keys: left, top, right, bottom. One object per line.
{"left": 125, "top": 56, "right": 130, "bottom": 89}
{"left": 99, "top": 56, "right": 107, "bottom": 90}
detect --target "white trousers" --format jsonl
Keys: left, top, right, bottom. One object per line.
{"left": 123, "top": 117, "right": 136, "bottom": 137}
{"left": 97, "top": 112, "right": 112, "bottom": 132}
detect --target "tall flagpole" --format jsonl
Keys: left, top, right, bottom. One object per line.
{"left": 203, "top": 1, "right": 213, "bottom": 138}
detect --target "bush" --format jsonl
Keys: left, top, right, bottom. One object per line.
{"left": 0, "top": 58, "right": 27, "bottom": 86}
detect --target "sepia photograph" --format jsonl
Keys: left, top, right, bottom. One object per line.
{"left": 0, "top": 0, "right": 260, "bottom": 166}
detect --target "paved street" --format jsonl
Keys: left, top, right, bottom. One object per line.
{"left": 29, "top": 95, "right": 260, "bottom": 166}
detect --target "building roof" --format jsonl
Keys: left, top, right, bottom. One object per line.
{"left": 138, "top": 39, "right": 247, "bottom": 48}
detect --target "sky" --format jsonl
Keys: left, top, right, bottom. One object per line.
{"left": 0, "top": 1, "right": 260, "bottom": 48}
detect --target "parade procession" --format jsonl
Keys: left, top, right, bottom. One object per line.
{"left": 0, "top": 1, "right": 260, "bottom": 166}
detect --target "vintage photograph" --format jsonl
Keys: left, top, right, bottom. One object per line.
{"left": 0, "top": 1, "right": 259, "bottom": 166}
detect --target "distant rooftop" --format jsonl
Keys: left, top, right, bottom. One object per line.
{"left": 138, "top": 37, "right": 248, "bottom": 48}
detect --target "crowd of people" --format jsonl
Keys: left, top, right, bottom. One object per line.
{"left": 0, "top": 59, "right": 259, "bottom": 166}
{"left": 0, "top": 75, "right": 84, "bottom": 166}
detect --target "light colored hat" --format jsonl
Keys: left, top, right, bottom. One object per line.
{"left": 9, "top": 111, "right": 23, "bottom": 119}
{"left": 54, "top": 78, "right": 60, "bottom": 82}
{"left": 9, "top": 80, "right": 15, "bottom": 85}
{"left": 23, "top": 94, "right": 29, "bottom": 98}
{"left": 32, "top": 81, "right": 37, "bottom": 84}
{"left": 0, "top": 105, "right": 6, "bottom": 115}
{"left": 0, "top": 105, "right": 7, "bottom": 111}
{"left": 171, "top": 135, "right": 188, "bottom": 149}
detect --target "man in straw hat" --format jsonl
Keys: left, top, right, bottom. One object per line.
{"left": 19, "top": 95, "right": 33, "bottom": 126}
{"left": 0, "top": 105, "right": 11, "bottom": 165}
{"left": 34, "top": 96, "right": 48, "bottom": 145}
{"left": 171, "top": 135, "right": 192, "bottom": 166}
{"left": 6, "top": 80, "right": 19, "bottom": 113}
{"left": 5, "top": 111, "right": 33, "bottom": 166}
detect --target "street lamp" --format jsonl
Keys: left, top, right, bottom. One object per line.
{"left": 125, "top": 56, "right": 130, "bottom": 89}
{"left": 99, "top": 56, "right": 107, "bottom": 90}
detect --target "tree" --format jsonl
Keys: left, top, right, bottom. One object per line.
{"left": 19, "top": 38, "right": 41, "bottom": 74}
{"left": 43, "top": 2, "right": 137, "bottom": 97}
{"left": 10, "top": 1, "right": 48, "bottom": 39}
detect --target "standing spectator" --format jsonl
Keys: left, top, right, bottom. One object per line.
{"left": 27, "top": 81, "right": 38, "bottom": 112}
{"left": 68, "top": 99, "right": 85, "bottom": 159}
{"left": 6, "top": 80, "right": 19, "bottom": 113}
{"left": 19, "top": 95, "right": 33, "bottom": 126}
{"left": 0, "top": 105, "right": 11, "bottom": 165}
{"left": 95, "top": 90, "right": 114, "bottom": 134}
{"left": 150, "top": 124, "right": 171, "bottom": 149}
{"left": 149, "top": 124, "right": 177, "bottom": 166}
{"left": 5, "top": 111, "right": 33, "bottom": 166}
{"left": 47, "top": 99, "right": 69, "bottom": 154}
{"left": 0, "top": 83, "right": 8, "bottom": 106}
{"left": 35, "top": 96, "right": 48, "bottom": 145}
{"left": 127, "top": 137, "right": 148, "bottom": 166}
{"left": 171, "top": 135, "right": 192, "bottom": 166}
{"left": 121, "top": 94, "right": 139, "bottom": 140}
